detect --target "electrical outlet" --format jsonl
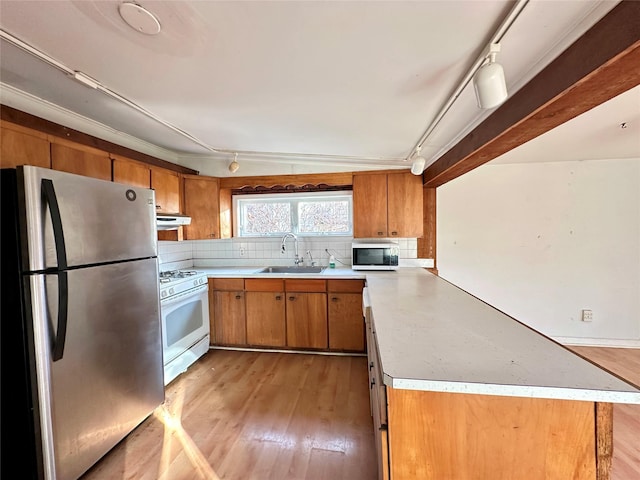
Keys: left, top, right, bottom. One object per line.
{"left": 581, "top": 309, "right": 593, "bottom": 322}
{"left": 240, "top": 247, "right": 245, "bottom": 256}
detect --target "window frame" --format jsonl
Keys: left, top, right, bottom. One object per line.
{"left": 233, "top": 191, "right": 353, "bottom": 238}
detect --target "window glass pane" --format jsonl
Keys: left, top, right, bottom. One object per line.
{"left": 241, "top": 202, "right": 291, "bottom": 235}
{"left": 298, "top": 200, "right": 350, "bottom": 234}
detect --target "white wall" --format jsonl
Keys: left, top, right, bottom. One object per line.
{"left": 437, "top": 158, "right": 640, "bottom": 347}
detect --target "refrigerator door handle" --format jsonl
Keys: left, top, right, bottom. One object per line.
{"left": 42, "top": 178, "right": 69, "bottom": 361}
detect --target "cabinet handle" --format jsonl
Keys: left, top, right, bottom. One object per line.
{"left": 331, "top": 297, "right": 338, "bottom": 302}
{"left": 289, "top": 296, "right": 296, "bottom": 301}
{"left": 377, "top": 231, "right": 384, "bottom": 235}
{"left": 275, "top": 295, "right": 282, "bottom": 300}
{"left": 391, "top": 231, "right": 398, "bottom": 236}
{"left": 235, "top": 294, "right": 242, "bottom": 300}
{"left": 370, "top": 378, "right": 375, "bottom": 388}
{"left": 209, "top": 233, "right": 216, "bottom": 237}
{"left": 156, "top": 204, "right": 161, "bottom": 209}
{"left": 369, "top": 362, "right": 374, "bottom": 371}
{"left": 379, "top": 424, "right": 388, "bottom": 431}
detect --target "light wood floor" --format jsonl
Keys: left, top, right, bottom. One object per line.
{"left": 81, "top": 351, "right": 376, "bottom": 480}
{"left": 81, "top": 347, "right": 639, "bottom": 480}
{"left": 569, "top": 346, "right": 640, "bottom": 480}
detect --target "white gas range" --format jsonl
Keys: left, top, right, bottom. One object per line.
{"left": 158, "top": 270, "right": 210, "bottom": 385}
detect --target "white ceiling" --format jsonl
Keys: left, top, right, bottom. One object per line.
{"left": 0, "top": 0, "right": 636, "bottom": 177}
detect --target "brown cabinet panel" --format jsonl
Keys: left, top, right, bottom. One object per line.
{"left": 0, "top": 122, "right": 50, "bottom": 168}
{"left": 246, "top": 292, "right": 286, "bottom": 347}
{"left": 327, "top": 279, "right": 365, "bottom": 293}
{"left": 213, "top": 291, "right": 246, "bottom": 345}
{"left": 51, "top": 142, "right": 111, "bottom": 181}
{"left": 245, "top": 278, "right": 284, "bottom": 292}
{"left": 112, "top": 155, "right": 151, "bottom": 188}
{"left": 184, "top": 175, "right": 220, "bottom": 240}
{"left": 151, "top": 167, "right": 181, "bottom": 213}
{"left": 387, "top": 173, "right": 423, "bottom": 238}
{"left": 353, "top": 174, "right": 388, "bottom": 238}
{"left": 211, "top": 278, "right": 245, "bottom": 291}
{"left": 284, "top": 279, "right": 326, "bottom": 292}
{"left": 328, "top": 293, "right": 365, "bottom": 352}
{"left": 286, "top": 293, "right": 328, "bottom": 349}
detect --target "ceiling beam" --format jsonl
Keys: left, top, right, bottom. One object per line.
{"left": 422, "top": 0, "right": 640, "bottom": 188}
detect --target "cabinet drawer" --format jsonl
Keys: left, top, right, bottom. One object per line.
{"left": 284, "top": 279, "right": 326, "bottom": 292}
{"left": 245, "top": 278, "right": 284, "bottom": 292}
{"left": 211, "top": 278, "right": 245, "bottom": 291}
{"left": 327, "top": 279, "right": 365, "bottom": 293}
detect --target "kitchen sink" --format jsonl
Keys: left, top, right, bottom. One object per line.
{"left": 259, "top": 266, "right": 326, "bottom": 274}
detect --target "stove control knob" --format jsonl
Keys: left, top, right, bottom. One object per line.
{"left": 199, "top": 277, "right": 205, "bottom": 284}
{"left": 194, "top": 280, "right": 198, "bottom": 287}
{"left": 161, "top": 290, "right": 167, "bottom": 298}
{"left": 169, "top": 288, "right": 175, "bottom": 295}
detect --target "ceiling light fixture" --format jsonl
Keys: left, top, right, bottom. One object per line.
{"left": 411, "top": 147, "right": 426, "bottom": 176}
{"left": 406, "top": 0, "right": 528, "bottom": 166}
{"left": 228, "top": 153, "right": 240, "bottom": 173}
{"left": 118, "top": 2, "right": 161, "bottom": 35}
{"left": 473, "top": 43, "right": 508, "bottom": 109}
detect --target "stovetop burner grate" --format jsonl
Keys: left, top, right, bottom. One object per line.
{"left": 159, "top": 270, "right": 199, "bottom": 282}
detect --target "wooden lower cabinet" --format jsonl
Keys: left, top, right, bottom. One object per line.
{"left": 286, "top": 293, "right": 328, "bottom": 349}
{"left": 386, "top": 388, "right": 607, "bottom": 480}
{"left": 210, "top": 278, "right": 246, "bottom": 346}
{"left": 245, "top": 278, "right": 286, "bottom": 347}
{"left": 328, "top": 279, "right": 365, "bottom": 352}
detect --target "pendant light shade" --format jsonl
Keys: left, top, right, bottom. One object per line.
{"left": 411, "top": 147, "right": 426, "bottom": 176}
{"left": 228, "top": 153, "right": 240, "bottom": 173}
{"left": 473, "top": 44, "right": 507, "bottom": 109}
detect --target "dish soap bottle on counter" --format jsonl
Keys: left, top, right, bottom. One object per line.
{"left": 329, "top": 255, "right": 336, "bottom": 269}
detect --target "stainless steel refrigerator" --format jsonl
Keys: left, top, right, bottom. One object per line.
{"left": 1, "top": 166, "right": 165, "bottom": 479}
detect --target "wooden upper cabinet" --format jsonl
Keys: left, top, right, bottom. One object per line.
{"left": 387, "top": 172, "right": 423, "bottom": 238}
{"left": 151, "top": 167, "right": 181, "bottom": 214}
{"left": 50, "top": 141, "right": 112, "bottom": 181}
{"left": 183, "top": 175, "right": 220, "bottom": 240}
{"left": 353, "top": 173, "right": 389, "bottom": 238}
{"left": 112, "top": 155, "right": 151, "bottom": 189}
{"left": 0, "top": 121, "right": 51, "bottom": 169}
{"left": 353, "top": 172, "right": 423, "bottom": 238}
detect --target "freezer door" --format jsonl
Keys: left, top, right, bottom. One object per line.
{"left": 30, "top": 258, "right": 164, "bottom": 479}
{"left": 18, "top": 166, "right": 157, "bottom": 271}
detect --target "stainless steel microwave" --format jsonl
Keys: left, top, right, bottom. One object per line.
{"left": 352, "top": 242, "right": 399, "bottom": 270}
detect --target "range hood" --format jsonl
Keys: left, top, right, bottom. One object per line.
{"left": 156, "top": 213, "right": 191, "bottom": 230}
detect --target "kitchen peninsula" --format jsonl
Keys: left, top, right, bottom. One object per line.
{"left": 199, "top": 266, "right": 640, "bottom": 480}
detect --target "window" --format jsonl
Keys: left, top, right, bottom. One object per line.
{"left": 234, "top": 192, "right": 353, "bottom": 237}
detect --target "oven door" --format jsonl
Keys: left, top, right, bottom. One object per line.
{"left": 160, "top": 286, "right": 210, "bottom": 367}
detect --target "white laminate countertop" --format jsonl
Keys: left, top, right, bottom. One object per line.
{"left": 364, "top": 268, "right": 640, "bottom": 404}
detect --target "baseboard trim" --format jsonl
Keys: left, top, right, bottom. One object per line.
{"left": 209, "top": 346, "right": 366, "bottom": 356}
{"left": 554, "top": 336, "right": 640, "bottom": 348}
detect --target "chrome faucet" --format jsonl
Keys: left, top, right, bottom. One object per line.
{"left": 306, "top": 250, "right": 316, "bottom": 266}
{"left": 281, "top": 233, "right": 304, "bottom": 265}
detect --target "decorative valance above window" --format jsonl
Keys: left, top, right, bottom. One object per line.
{"left": 232, "top": 183, "right": 352, "bottom": 195}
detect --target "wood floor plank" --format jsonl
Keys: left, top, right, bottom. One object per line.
{"left": 81, "top": 351, "right": 375, "bottom": 480}
{"left": 569, "top": 346, "right": 640, "bottom": 480}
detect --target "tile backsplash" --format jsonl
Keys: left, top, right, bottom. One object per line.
{"left": 158, "top": 237, "right": 421, "bottom": 271}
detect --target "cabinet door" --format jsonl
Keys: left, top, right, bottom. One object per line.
{"left": 353, "top": 174, "right": 388, "bottom": 238}
{"left": 387, "top": 172, "right": 423, "bottom": 238}
{"left": 151, "top": 167, "right": 181, "bottom": 213}
{"left": 112, "top": 155, "right": 151, "bottom": 188}
{"left": 328, "top": 293, "right": 365, "bottom": 352}
{"left": 213, "top": 291, "right": 246, "bottom": 345}
{"left": 0, "top": 122, "right": 50, "bottom": 168}
{"left": 184, "top": 175, "right": 220, "bottom": 240}
{"left": 286, "top": 293, "right": 328, "bottom": 349}
{"left": 246, "top": 291, "right": 286, "bottom": 346}
{"left": 51, "top": 142, "right": 111, "bottom": 181}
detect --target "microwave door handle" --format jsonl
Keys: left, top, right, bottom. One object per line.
{"left": 42, "top": 179, "right": 69, "bottom": 361}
